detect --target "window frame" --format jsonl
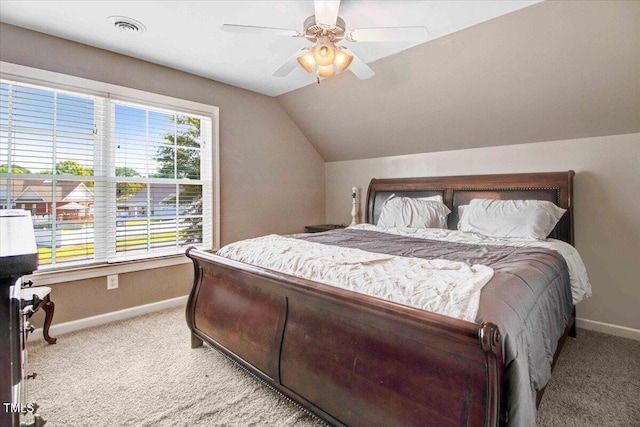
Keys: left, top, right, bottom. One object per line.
{"left": 1, "top": 62, "right": 220, "bottom": 284}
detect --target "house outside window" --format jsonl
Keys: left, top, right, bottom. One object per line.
{"left": 1, "top": 74, "right": 217, "bottom": 270}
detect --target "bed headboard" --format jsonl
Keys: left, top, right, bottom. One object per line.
{"left": 366, "top": 171, "right": 575, "bottom": 245}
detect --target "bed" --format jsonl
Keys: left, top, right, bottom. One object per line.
{"left": 185, "top": 171, "right": 589, "bottom": 426}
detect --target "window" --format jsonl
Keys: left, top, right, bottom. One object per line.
{"left": 1, "top": 76, "right": 216, "bottom": 270}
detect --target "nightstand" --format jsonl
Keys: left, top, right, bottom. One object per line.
{"left": 304, "top": 224, "right": 347, "bottom": 233}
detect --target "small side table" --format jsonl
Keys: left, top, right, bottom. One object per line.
{"left": 304, "top": 224, "right": 347, "bottom": 233}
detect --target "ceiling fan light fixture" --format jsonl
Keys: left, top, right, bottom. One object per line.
{"left": 225, "top": 0, "right": 427, "bottom": 81}
{"left": 297, "top": 50, "right": 316, "bottom": 73}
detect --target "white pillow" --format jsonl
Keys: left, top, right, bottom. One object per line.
{"left": 458, "top": 204, "right": 468, "bottom": 220}
{"left": 418, "top": 195, "right": 444, "bottom": 203}
{"left": 377, "top": 197, "right": 451, "bottom": 229}
{"left": 457, "top": 199, "right": 566, "bottom": 240}
{"left": 384, "top": 194, "right": 443, "bottom": 203}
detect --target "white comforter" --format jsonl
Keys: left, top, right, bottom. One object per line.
{"left": 350, "top": 224, "right": 592, "bottom": 304}
{"left": 217, "top": 233, "right": 494, "bottom": 322}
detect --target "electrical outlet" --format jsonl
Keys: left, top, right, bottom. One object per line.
{"left": 107, "top": 274, "right": 118, "bottom": 290}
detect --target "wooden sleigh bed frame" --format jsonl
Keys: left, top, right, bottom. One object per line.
{"left": 186, "top": 171, "right": 576, "bottom": 426}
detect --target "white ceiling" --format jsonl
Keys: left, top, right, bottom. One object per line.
{"left": 0, "top": 1, "right": 540, "bottom": 96}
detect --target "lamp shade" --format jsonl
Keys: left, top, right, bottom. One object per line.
{"left": 0, "top": 210, "right": 37, "bottom": 258}
{"left": 0, "top": 209, "right": 38, "bottom": 277}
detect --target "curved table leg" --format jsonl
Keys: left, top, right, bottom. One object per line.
{"left": 42, "top": 296, "right": 57, "bottom": 345}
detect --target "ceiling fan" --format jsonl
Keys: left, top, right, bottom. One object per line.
{"left": 221, "top": 0, "right": 429, "bottom": 81}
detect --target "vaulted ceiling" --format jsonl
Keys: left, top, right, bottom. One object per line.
{"left": 276, "top": 0, "right": 640, "bottom": 161}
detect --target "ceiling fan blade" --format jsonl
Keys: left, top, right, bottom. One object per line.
{"left": 221, "top": 24, "right": 302, "bottom": 38}
{"left": 273, "top": 48, "right": 308, "bottom": 77}
{"left": 348, "top": 26, "right": 429, "bottom": 43}
{"left": 314, "top": 0, "right": 341, "bottom": 26}
{"left": 340, "top": 47, "right": 375, "bottom": 80}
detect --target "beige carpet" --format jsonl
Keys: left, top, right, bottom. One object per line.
{"left": 536, "top": 325, "right": 640, "bottom": 426}
{"left": 26, "top": 306, "right": 640, "bottom": 426}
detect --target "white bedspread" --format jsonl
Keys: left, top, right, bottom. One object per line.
{"left": 350, "top": 224, "right": 592, "bottom": 305}
{"left": 217, "top": 234, "right": 494, "bottom": 322}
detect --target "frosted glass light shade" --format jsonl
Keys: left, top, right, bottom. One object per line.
{"left": 334, "top": 49, "right": 353, "bottom": 73}
{"left": 317, "top": 64, "right": 335, "bottom": 78}
{"left": 297, "top": 50, "right": 316, "bottom": 73}
{"left": 314, "top": 43, "right": 336, "bottom": 66}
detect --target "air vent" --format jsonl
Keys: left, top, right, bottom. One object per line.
{"left": 107, "top": 16, "right": 146, "bottom": 33}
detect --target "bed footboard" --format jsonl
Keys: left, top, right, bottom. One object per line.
{"left": 186, "top": 248, "right": 503, "bottom": 427}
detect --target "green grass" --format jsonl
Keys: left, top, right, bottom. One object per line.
{"left": 38, "top": 230, "right": 182, "bottom": 265}
{"left": 115, "top": 231, "right": 179, "bottom": 248}
{"left": 38, "top": 244, "right": 95, "bottom": 264}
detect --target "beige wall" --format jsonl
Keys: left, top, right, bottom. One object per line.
{"left": 27, "top": 264, "right": 192, "bottom": 328}
{"left": 325, "top": 133, "right": 640, "bottom": 332}
{"left": 0, "top": 23, "right": 325, "bottom": 324}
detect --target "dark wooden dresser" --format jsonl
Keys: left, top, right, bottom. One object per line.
{"left": 1, "top": 210, "right": 46, "bottom": 426}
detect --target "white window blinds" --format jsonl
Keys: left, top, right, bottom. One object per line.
{"left": 1, "top": 79, "right": 213, "bottom": 269}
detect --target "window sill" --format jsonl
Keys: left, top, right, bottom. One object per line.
{"left": 24, "top": 254, "right": 196, "bottom": 286}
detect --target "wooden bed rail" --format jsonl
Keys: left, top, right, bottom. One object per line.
{"left": 186, "top": 247, "right": 504, "bottom": 427}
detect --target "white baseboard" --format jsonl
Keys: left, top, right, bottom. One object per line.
{"left": 576, "top": 317, "right": 640, "bottom": 341}
{"left": 29, "top": 295, "right": 189, "bottom": 342}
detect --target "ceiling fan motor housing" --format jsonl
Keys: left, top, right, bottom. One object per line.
{"left": 303, "top": 15, "right": 346, "bottom": 41}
